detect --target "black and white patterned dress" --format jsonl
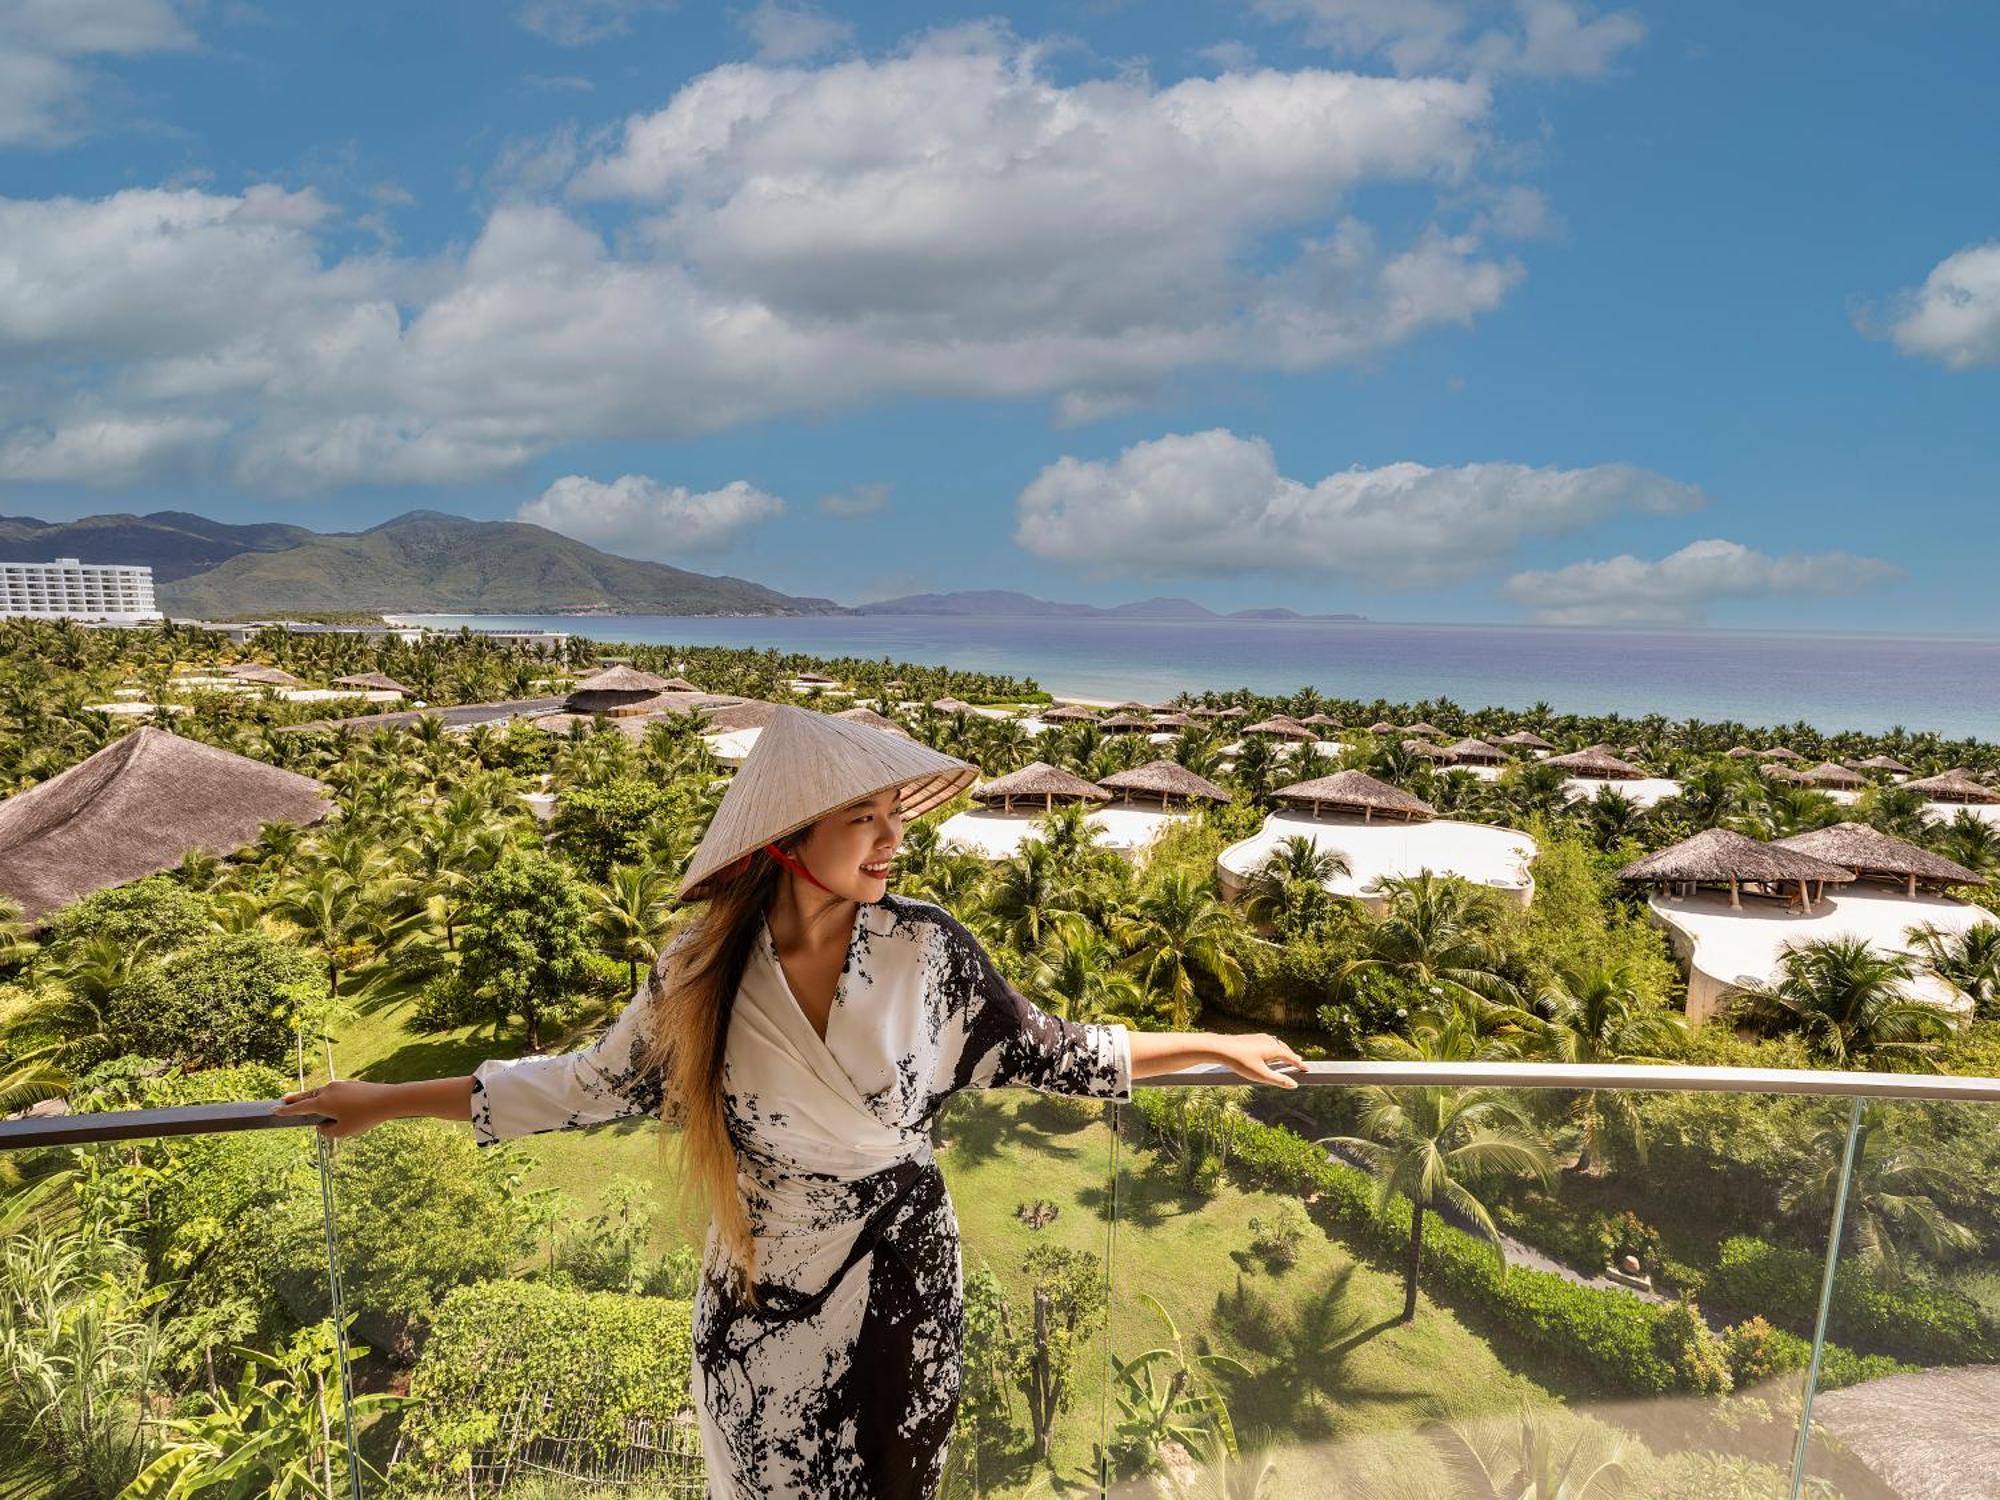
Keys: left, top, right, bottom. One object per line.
{"left": 470, "top": 893, "right": 1133, "bottom": 1498}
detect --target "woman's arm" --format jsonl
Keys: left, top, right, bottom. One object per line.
{"left": 271, "top": 1074, "right": 475, "bottom": 1140}
{"left": 1129, "top": 1030, "right": 1305, "bottom": 1089}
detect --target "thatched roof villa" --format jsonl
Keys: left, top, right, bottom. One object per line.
{"left": 1098, "top": 759, "right": 1231, "bottom": 809}
{"left": 0, "top": 728, "right": 330, "bottom": 921}
{"left": 1097, "top": 713, "right": 1156, "bottom": 735}
{"left": 1856, "top": 753, "right": 1913, "bottom": 775}
{"left": 1444, "top": 737, "right": 1508, "bottom": 767}
{"left": 1550, "top": 745, "right": 1681, "bottom": 808}
{"left": 1757, "top": 746, "right": 1803, "bottom": 762}
{"left": 564, "top": 664, "right": 675, "bottom": 716}
{"left": 1724, "top": 745, "right": 1759, "bottom": 759}
{"left": 1548, "top": 746, "right": 1646, "bottom": 780}
{"left": 331, "top": 672, "right": 410, "bottom": 695}
{"left": 1498, "top": 730, "right": 1556, "bottom": 752}
{"left": 1242, "top": 715, "right": 1314, "bottom": 740}
{"left": 834, "top": 706, "right": 909, "bottom": 737}
{"left": 1366, "top": 720, "right": 1399, "bottom": 735}
{"left": 1800, "top": 761, "right": 1867, "bottom": 791}
{"left": 1403, "top": 738, "right": 1456, "bottom": 762}
{"left": 1623, "top": 825, "right": 1989, "bottom": 1024}
{"left": 969, "top": 762, "right": 1109, "bottom": 813}
{"left": 936, "top": 761, "right": 1113, "bottom": 860}
{"left": 1218, "top": 769, "right": 1535, "bottom": 914}
{"left": 1038, "top": 703, "right": 1101, "bottom": 723}
{"left": 1904, "top": 769, "right": 2000, "bottom": 805}
{"left": 1403, "top": 721, "right": 1443, "bottom": 738}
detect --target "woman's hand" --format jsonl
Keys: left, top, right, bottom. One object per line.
{"left": 1206, "top": 1032, "right": 1306, "bottom": 1089}
{"left": 271, "top": 1079, "right": 397, "bottom": 1140}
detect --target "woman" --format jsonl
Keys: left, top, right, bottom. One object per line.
{"left": 278, "top": 705, "right": 1303, "bottom": 1498}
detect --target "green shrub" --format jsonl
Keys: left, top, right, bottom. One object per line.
{"left": 398, "top": 1281, "right": 696, "bottom": 1483}
{"left": 1655, "top": 1299, "right": 1731, "bottom": 1394}
{"left": 1246, "top": 1200, "right": 1312, "bottom": 1269}
{"left": 1710, "top": 1235, "right": 1992, "bottom": 1366}
{"left": 107, "top": 930, "right": 321, "bottom": 1068}
{"left": 43, "top": 876, "right": 211, "bottom": 958}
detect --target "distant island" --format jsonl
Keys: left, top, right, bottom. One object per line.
{"left": 0, "top": 508, "right": 1360, "bottom": 622}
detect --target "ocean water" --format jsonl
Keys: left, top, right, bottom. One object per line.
{"left": 401, "top": 614, "right": 2000, "bottom": 741}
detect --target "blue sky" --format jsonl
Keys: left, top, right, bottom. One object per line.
{"left": 2, "top": 0, "right": 1996, "bottom": 629}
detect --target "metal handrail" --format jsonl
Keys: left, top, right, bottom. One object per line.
{"left": 5, "top": 1059, "right": 1999, "bottom": 1150}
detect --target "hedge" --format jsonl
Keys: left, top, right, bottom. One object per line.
{"left": 1130, "top": 1095, "right": 1903, "bottom": 1398}
{"left": 398, "top": 1280, "right": 696, "bottom": 1479}
{"left": 1709, "top": 1235, "right": 1992, "bottom": 1367}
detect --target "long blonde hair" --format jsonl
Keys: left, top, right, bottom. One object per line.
{"left": 645, "top": 843, "right": 790, "bottom": 1303}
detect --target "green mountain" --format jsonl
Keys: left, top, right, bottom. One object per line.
{"left": 0, "top": 510, "right": 316, "bottom": 582}
{"left": 151, "top": 510, "right": 839, "bottom": 617}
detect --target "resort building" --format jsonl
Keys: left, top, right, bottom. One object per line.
{"left": 0, "top": 558, "right": 159, "bottom": 623}
{"left": 1088, "top": 759, "right": 1232, "bottom": 855}
{"left": 1620, "top": 826, "right": 1987, "bottom": 1022}
{"left": 0, "top": 727, "right": 328, "bottom": 920}
{"left": 1550, "top": 746, "right": 1682, "bottom": 808}
{"left": 1216, "top": 770, "right": 1537, "bottom": 914}
{"left": 1904, "top": 769, "right": 2000, "bottom": 828}
{"left": 935, "top": 762, "right": 1110, "bottom": 860}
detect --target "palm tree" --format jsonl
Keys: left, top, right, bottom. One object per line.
{"left": 1858, "top": 784, "right": 1929, "bottom": 842}
{"left": 1425, "top": 1406, "right": 1631, "bottom": 1500}
{"left": 1907, "top": 920, "right": 2000, "bottom": 1019}
{"left": 1328, "top": 1085, "right": 1553, "bottom": 1321}
{"left": 1243, "top": 835, "right": 1349, "bottom": 935}
{"left": 1578, "top": 783, "right": 1648, "bottom": 850}
{"left": 1935, "top": 812, "right": 2000, "bottom": 880}
{"left": 983, "top": 840, "right": 1082, "bottom": 951}
{"left": 1024, "top": 916, "right": 1145, "bottom": 1023}
{"left": 1728, "top": 936, "right": 1951, "bottom": 1066}
{"left": 1531, "top": 959, "right": 1684, "bottom": 1174}
{"left": 1112, "top": 869, "right": 1247, "bottom": 1029}
{"left": 594, "top": 861, "right": 675, "bottom": 989}
{"left": 1339, "top": 872, "right": 1522, "bottom": 1011}
{"left": 270, "top": 867, "right": 369, "bottom": 996}
{"left": 1781, "top": 1102, "right": 1978, "bottom": 1285}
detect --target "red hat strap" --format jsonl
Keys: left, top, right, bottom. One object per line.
{"left": 763, "top": 841, "right": 839, "bottom": 896}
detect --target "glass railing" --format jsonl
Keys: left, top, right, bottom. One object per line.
{"left": 6, "top": 1063, "right": 1998, "bottom": 1498}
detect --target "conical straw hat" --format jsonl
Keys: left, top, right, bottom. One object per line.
{"left": 679, "top": 705, "right": 977, "bottom": 900}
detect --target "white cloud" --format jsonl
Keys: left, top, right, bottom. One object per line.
{"left": 0, "top": 414, "right": 227, "bottom": 484}
{"left": 738, "top": 1, "right": 853, "bottom": 63}
{"left": 1882, "top": 242, "right": 2000, "bottom": 370}
{"left": 1254, "top": 0, "right": 1641, "bottom": 80}
{"left": 1013, "top": 429, "right": 1703, "bottom": 587}
{"left": 0, "top": 0, "right": 194, "bottom": 145}
{"left": 1501, "top": 539, "right": 1900, "bottom": 627}
{"left": 0, "top": 31, "right": 1532, "bottom": 489}
{"left": 818, "top": 482, "right": 890, "bottom": 519}
{"left": 516, "top": 474, "right": 786, "bottom": 558}
{"left": 516, "top": 0, "right": 673, "bottom": 47}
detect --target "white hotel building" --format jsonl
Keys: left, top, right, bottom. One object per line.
{"left": 0, "top": 558, "right": 161, "bottom": 624}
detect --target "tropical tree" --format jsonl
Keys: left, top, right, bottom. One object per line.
{"left": 1338, "top": 873, "right": 1521, "bottom": 1012}
{"left": 593, "top": 860, "right": 676, "bottom": 989}
{"left": 1328, "top": 1085, "right": 1553, "bottom": 1322}
{"left": 1907, "top": 920, "right": 2000, "bottom": 1019}
{"left": 1242, "top": 835, "right": 1349, "bottom": 936}
{"left": 1530, "top": 959, "right": 1685, "bottom": 1174}
{"left": 1780, "top": 1102, "right": 1979, "bottom": 1285}
{"left": 1728, "top": 936, "right": 1951, "bottom": 1066}
{"left": 1935, "top": 811, "right": 2000, "bottom": 880}
{"left": 1023, "top": 916, "right": 1145, "bottom": 1023}
{"left": 1112, "top": 869, "right": 1247, "bottom": 1028}
{"left": 1424, "top": 1406, "right": 1631, "bottom": 1500}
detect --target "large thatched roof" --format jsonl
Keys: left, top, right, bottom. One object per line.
{"left": 1498, "top": 730, "right": 1555, "bottom": 750}
{"left": 1151, "top": 711, "right": 1195, "bottom": 728}
{"left": 1857, "top": 754, "right": 1913, "bottom": 773}
{"left": 331, "top": 671, "right": 410, "bottom": 693}
{"left": 971, "top": 761, "right": 1109, "bottom": 806}
{"left": 834, "top": 706, "right": 909, "bottom": 736}
{"left": 1617, "top": 828, "right": 1854, "bottom": 887}
{"left": 574, "top": 664, "right": 672, "bottom": 693}
{"left": 1097, "top": 713, "right": 1156, "bottom": 733}
{"left": 1403, "top": 738, "right": 1455, "bottom": 761}
{"left": 1444, "top": 736, "right": 1506, "bottom": 763}
{"left": 1547, "top": 746, "right": 1646, "bottom": 779}
{"left": 1097, "top": 759, "right": 1232, "bottom": 805}
{"left": 1366, "top": 720, "right": 1399, "bottom": 734}
{"left": 1242, "top": 715, "right": 1313, "bottom": 740}
{"left": 1800, "top": 761, "right": 1866, "bottom": 789}
{"left": 1301, "top": 713, "right": 1341, "bottom": 728}
{"left": 0, "top": 728, "right": 330, "bottom": 920}
{"left": 1402, "top": 721, "right": 1443, "bottom": 738}
{"left": 1110, "top": 701, "right": 1152, "bottom": 714}
{"left": 1272, "top": 769, "right": 1433, "bottom": 820}
{"left": 1774, "top": 823, "right": 1984, "bottom": 887}
{"left": 1039, "top": 704, "right": 1100, "bottom": 722}
{"left": 228, "top": 663, "right": 304, "bottom": 687}
{"left": 1757, "top": 746, "right": 1803, "bottom": 762}
{"left": 1903, "top": 769, "right": 2000, "bottom": 804}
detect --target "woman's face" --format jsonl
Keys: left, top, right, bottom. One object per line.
{"left": 792, "top": 787, "right": 905, "bottom": 903}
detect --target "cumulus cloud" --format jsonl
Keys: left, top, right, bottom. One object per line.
{"left": 0, "top": 413, "right": 228, "bottom": 484}
{"left": 1254, "top": 0, "right": 1641, "bottom": 79}
{"left": 1501, "top": 540, "right": 1901, "bottom": 627}
{"left": 0, "top": 0, "right": 194, "bottom": 145}
{"left": 1013, "top": 429, "right": 1703, "bottom": 587}
{"left": 1882, "top": 242, "right": 2000, "bottom": 370}
{"left": 818, "top": 483, "right": 890, "bottom": 519}
{"left": 738, "top": 1, "right": 853, "bottom": 63}
{"left": 516, "top": 474, "right": 786, "bottom": 558}
{"left": 0, "top": 30, "right": 1531, "bottom": 490}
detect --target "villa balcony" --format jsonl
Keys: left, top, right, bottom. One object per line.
{"left": 5, "top": 1061, "right": 1997, "bottom": 1499}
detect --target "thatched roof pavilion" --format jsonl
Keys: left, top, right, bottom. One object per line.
{"left": 1444, "top": 736, "right": 1507, "bottom": 766}
{"left": 1547, "top": 746, "right": 1646, "bottom": 780}
{"left": 1242, "top": 715, "right": 1313, "bottom": 740}
{"left": 565, "top": 664, "right": 675, "bottom": 716}
{"left": 1403, "top": 721, "right": 1443, "bottom": 738}
{"left": 1903, "top": 769, "right": 2000, "bottom": 805}
{"left": 1618, "top": 827, "right": 1854, "bottom": 911}
{"left": 1366, "top": 720, "right": 1399, "bottom": 735}
{"left": 1097, "top": 713, "right": 1156, "bottom": 734}
{"left": 930, "top": 696, "right": 978, "bottom": 714}
{"left": 1857, "top": 754, "right": 1913, "bottom": 774}
{"left": 1217, "top": 706, "right": 1249, "bottom": 719}
{"left": 1724, "top": 745, "right": 1758, "bottom": 759}
{"left": 1403, "top": 738, "right": 1455, "bottom": 762}
{"left": 1760, "top": 764, "right": 1807, "bottom": 785}
{"left": 1152, "top": 711, "right": 1195, "bottom": 729}
{"left": 0, "top": 728, "right": 329, "bottom": 920}
{"left": 1757, "top": 747, "right": 1803, "bottom": 762}
{"left": 1039, "top": 704, "right": 1100, "bottom": 722}
{"left": 971, "top": 761, "right": 1111, "bottom": 812}
{"left": 1301, "top": 713, "right": 1341, "bottom": 729}
{"left": 1774, "top": 823, "right": 1983, "bottom": 895}
{"left": 1496, "top": 730, "right": 1554, "bottom": 752}
{"left": 1097, "top": 759, "right": 1232, "bottom": 808}
{"left": 1800, "top": 761, "right": 1866, "bottom": 790}
{"left": 332, "top": 671, "right": 410, "bottom": 694}
{"left": 1110, "top": 700, "right": 1152, "bottom": 714}
{"left": 793, "top": 671, "right": 839, "bottom": 685}
{"left": 1272, "top": 770, "right": 1433, "bottom": 823}
{"left": 834, "top": 706, "right": 909, "bottom": 736}
{"left": 228, "top": 663, "right": 304, "bottom": 687}
{"left": 1188, "top": 706, "right": 1228, "bottom": 719}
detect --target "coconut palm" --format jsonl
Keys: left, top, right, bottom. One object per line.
{"left": 1112, "top": 869, "right": 1247, "bottom": 1029}
{"left": 1728, "top": 936, "right": 1951, "bottom": 1065}
{"left": 1339, "top": 872, "right": 1522, "bottom": 1011}
{"left": 1531, "top": 959, "right": 1685, "bottom": 1173}
{"left": 1327, "top": 1085, "right": 1553, "bottom": 1322}
{"left": 1577, "top": 783, "right": 1648, "bottom": 850}
{"left": 1024, "top": 916, "right": 1145, "bottom": 1023}
{"left": 983, "top": 840, "right": 1084, "bottom": 952}
{"left": 1243, "top": 835, "right": 1350, "bottom": 935}
{"left": 1935, "top": 811, "right": 2000, "bottom": 880}
{"left": 594, "top": 860, "right": 676, "bottom": 989}
{"left": 1781, "top": 1102, "right": 1978, "bottom": 1285}
{"left": 1858, "top": 784, "right": 1929, "bottom": 842}
{"left": 1906, "top": 920, "right": 2000, "bottom": 1019}
{"left": 1425, "top": 1406, "right": 1631, "bottom": 1500}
